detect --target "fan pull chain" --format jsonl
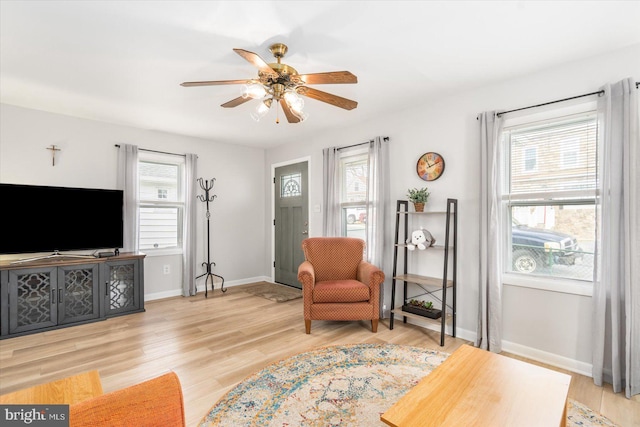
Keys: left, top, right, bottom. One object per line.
{"left": 276, "top": 101, "right": 280, "bottom": 124}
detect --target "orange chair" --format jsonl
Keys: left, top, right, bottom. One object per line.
{"left": 0, "top": 371, "right": 185, "bottom": 427}
{"left": 298, "top": 237, "right": 385, "bottom": 334}
{"left": 69, "top": 372, "right": 185, "bottom": 427}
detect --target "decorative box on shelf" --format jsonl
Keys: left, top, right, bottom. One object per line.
{"left": 401, "top": 304, "right": 442, "bottom": 319}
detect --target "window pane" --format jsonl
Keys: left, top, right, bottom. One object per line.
{"left": 341, "top": 156, "right": 368, "bottom": 203}
{"left": 343, "top": 207, "right": 366, "bottom": 239}
{"left": 509, "top": 204, "right": 594, "bottom": 281}
{"left": 139, "top": 161, "right": 179, "bottom": 202}
{"left": 139, "top": 206, "right": 180, "bottom": 249}
{"left": 509, "top": 115, "right": 596, "bottom": 196}
{"left": 338, "top": 151, "right": 369, "bottom": 238}
{"left": 280, "top": 173, "right": 302, "bottom": 198}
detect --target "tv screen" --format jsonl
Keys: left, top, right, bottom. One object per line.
{"left": 0, "top": 183, "right": 124, "bottom": 255}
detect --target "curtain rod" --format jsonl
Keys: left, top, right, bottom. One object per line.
{"left": 337, "top": 136, "right": 389, "bottom": 151}
{"left": 114, "top": 144, "right": 187, "bottom": 157}
{"left": 496, "top": 90, "right": 604, "bottom": 118}
{"left": 477, "top": 83, "right": 639, "bottom": 120}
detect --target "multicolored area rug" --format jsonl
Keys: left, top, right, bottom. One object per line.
{"left": 199, "top": 343, "right": 618, "bottom": 427}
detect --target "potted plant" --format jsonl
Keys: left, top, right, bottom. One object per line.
{"left": 402, "top": 299, "right": 442, "bottom": 319}
{"left": 407, "top": 187, "right": 430, "bottom": 212}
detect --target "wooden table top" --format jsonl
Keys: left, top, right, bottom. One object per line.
{"left": 381, "top": 344, "right": 571, "bottom": 427}
{"left": 0, "top": 370, "right": 103, "bottom": 405}
{"left": 0, "top": 252, "right": 145, "bottom": 270}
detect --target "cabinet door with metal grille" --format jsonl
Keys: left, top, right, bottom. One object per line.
{"left": 58, "top": 263, "right": 101, "bottom": 324}
{"left": 103, "top": 259, "right": 142, "bottom": 316}
{"left": 8, "top": 266, "right": 58, "bottom": 334}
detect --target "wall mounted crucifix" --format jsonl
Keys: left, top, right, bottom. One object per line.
{"left": 47, "top": 145, "right": 61, "bottom": 166}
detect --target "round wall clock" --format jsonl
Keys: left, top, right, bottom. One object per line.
{"left": 417, "top": 152, "right": 445, "bottom": 181}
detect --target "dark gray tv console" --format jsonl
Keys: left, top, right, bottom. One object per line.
{"left": 0, "top": 252, "right": 145, "bottom": 339}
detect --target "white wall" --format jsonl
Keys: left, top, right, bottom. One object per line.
{"left": 0, "top": 104, "right": 268, "bottom": 299}
{"left": 265, "top": 43, "right": 640, "bottom": 374}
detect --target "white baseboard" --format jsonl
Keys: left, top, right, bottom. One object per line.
{"left": 501, "top": 340, "right": 593, "bottom": 377}
{"left": 145, "top": 289, "right": 183, "bottom": 301}
{"left": 144, "top": 276, "right": 272, "bottom": 301}
{"left": 195, "top": 276, "right": 272, "bottom": 294}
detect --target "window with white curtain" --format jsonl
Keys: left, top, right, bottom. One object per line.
{"left": 138, "top": 152, "right": 185, "bottom": 252}
{"left": 339, "top": 149, "right": 368, "bottom": 238}
{"left": 502, "top": 110, "right": 596, "bottom": 283}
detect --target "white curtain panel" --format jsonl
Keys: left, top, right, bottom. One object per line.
{"left": 116, "top": 144, "right": 139, "bottom": 253}
{"left": 366, "top": 136, "right": 390, "bottom": 267}
{"left": 182, "top": 154, "right": 198, "bottom": 296}
{"left": 477, "top": 111, "right": 504, "bottom": 353}
{"left": 367, "top": 137, "right": 390, "bottom": 318}
{"left": 322, "top": 146, "right": 340, "bottom": 236}
{"left": 592, "top": 77, "right": 639, "bottom": 398}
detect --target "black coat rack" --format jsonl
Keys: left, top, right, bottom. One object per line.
{"left": 196, "top": 178, "right": 225, "bottom": 297}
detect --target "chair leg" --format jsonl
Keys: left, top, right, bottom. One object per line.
{"left": 305, "top": 319, "right": 311, "bottom": 334}
{"left": 371, "top": 319, "right": 378, "bottom": 333}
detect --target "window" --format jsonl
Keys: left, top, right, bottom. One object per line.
{"left": 502, "top": 111, "right": 596, "bottom": 282}
{"left": 339, "top": 150, "right": 368, "bottom": 238}
{"left": 138, "top": 152, "right": 185, "bottom": 252}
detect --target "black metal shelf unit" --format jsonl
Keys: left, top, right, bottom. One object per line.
{"left": 389, "top": 199, "right": 457, "bottom": 346}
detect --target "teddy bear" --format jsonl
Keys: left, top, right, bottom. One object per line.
{"left": 406, "top": 228, "right": 436, "bottom": 250}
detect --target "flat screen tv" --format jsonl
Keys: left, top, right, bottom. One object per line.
{"left": 0, "top": 183, "right": 124, "bottom": 255}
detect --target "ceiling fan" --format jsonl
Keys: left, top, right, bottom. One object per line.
{"left": 180, "top": 43, "right": 358, "bottom": 123}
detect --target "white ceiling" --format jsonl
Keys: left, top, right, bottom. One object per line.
{"left": 1, "top": 1, "right": 639, "bottom": 148}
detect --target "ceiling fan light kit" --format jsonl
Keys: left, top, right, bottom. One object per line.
{"left": 241, "top": 83, "right": 267, "bottom": 99}
{"left": 181, "top": 43, "right": 358, "bottom": 124}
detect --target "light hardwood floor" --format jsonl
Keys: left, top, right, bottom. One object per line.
{"left": 1, "top": 283, "right": 638, "bottom": 426}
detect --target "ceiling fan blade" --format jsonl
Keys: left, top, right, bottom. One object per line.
{"left": 296, "top": 71, "right": 357, "bottom": 85}
{"left": 296, "top": 86, "right": 358, "bottom": 110}
{"left": 233, "top": 48, "right": 279, "bottom": 78}
{"left": 181, "top": 79, "right": 253, "bottom": 87}
{"left": 279, "top": 99, "right": 301, "bottom": 123}
{"left": 221, "top": 96, "right": 252, "bottom": 108}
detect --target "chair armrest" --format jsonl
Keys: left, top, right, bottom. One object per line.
{"left": 69, "top": 372, "right": 185, "bottom": 427}
{"left": 358, "top": 261, "right": 384, "bottom": 313}
{"left": 298, "top": 261, "right": 315, "bottom": 319}
{"left": 357, "top": 261, "right": 385, "bottom": 288}
{"left": 297, "top": 261, "right": 315, "bottom": 287}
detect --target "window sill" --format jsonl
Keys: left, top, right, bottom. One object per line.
{"left": 140, "top": 248, "right": 183, "bottom": 257}
{"left": 502, "top": 273, "right": 592, "bottom": 297}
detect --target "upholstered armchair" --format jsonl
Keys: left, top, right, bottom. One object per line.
{"left": 297, "top": 237, "right": 385, "bottom": 334}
